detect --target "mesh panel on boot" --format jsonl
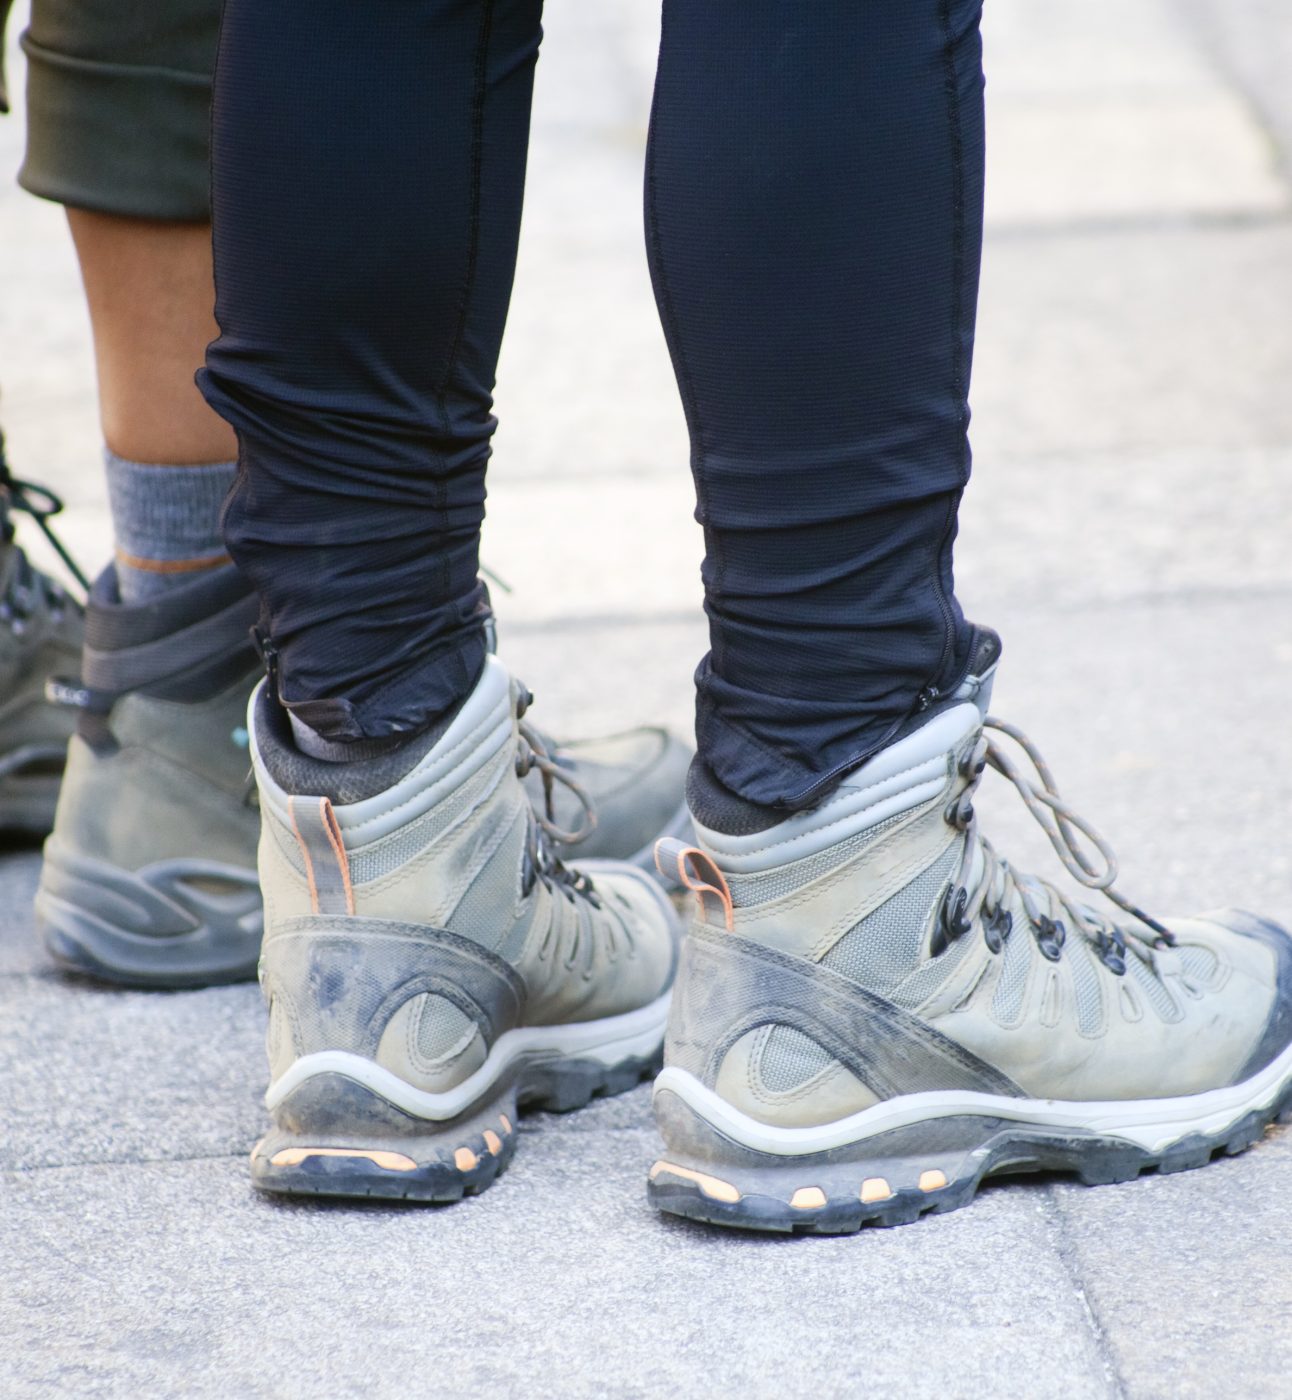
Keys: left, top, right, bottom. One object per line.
{"left": 758, "top": 847, "right": 962, "bottom": 1090}
{"left": 758, "top": 1026, "right": 834, "bottom": 1092}
{"left": 820, "top": 846, "right": 961, "bottom": 1003}
{"left": 1126, "top": 949, "right": 1183, "bottom": 1023}
{"left": 348, "top": 758, "right": 504, "bottom": 886}
{"left": 991, "top": 908, "right": 1035, "bottom": 1027}
{"left": 415, "top": 994, "right": 476, "bottom": 1062}
{"left": 1066, "top": 937, "right": 1105, "bottom": 1036}
{"left": 1179, "top": 943, "right": 1220, "bottom": 986}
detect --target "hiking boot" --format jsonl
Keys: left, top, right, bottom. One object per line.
{"left": 248, "top": 655, "right": 680, "bottom": 1202}
{"left": 0, "top": 464, "right": 83, "bottom": 837}
{"left": 36, "top": 566, "right": 264, "bottom": 986}
{"left": 648, "top": 630, "right": 1292, "bottom": 1232}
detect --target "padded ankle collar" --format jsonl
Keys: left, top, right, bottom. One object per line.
{"left": 693, "top": 702, "right": 981, "bottom": 875}
{"left": 252, "top": 655, "right": 515, "bottom": 845}
{"left": 79, "top": 565, "right": 258, "bottom": 701}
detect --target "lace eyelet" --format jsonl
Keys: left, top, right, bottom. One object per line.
{"left": 983, "top": 906, "right": 1012, "bottom": 955}
{"left": 931, "top": 886, "right": 972, "bottom": 957}
{"left": 957, "top": 745, "right": 987, "bottom": 779}
{"left": 1095, "top": 931, "right": 1127, "bottom": 976}
{"left": 1034, "top": 916, "right": 1065, "bottom": 962}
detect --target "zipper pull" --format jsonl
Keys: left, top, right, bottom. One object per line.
{"left": 252, "top": 625, "right": 281, "bottom": 698}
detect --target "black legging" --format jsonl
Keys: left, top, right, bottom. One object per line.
{"left": 200, "top": 0, "right": 985, "bottom": 809}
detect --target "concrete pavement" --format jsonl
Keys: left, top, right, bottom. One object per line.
{"left": 3, "top": 1, "right": 1292, "bottom": 1395}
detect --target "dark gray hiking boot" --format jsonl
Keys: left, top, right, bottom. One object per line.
{"left": 0, "top": 460, "right": 84, "bottom": 837}
{"left": 36, "top": 566, "right": 264, "bottom": 986}
{"left": 648, "top": 635, "right": 1292, "bottom": 1232}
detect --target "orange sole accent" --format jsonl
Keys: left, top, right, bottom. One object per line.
{"left": 648, "top": 1160, "right": 741, "bottom": 1204}
{"left": 269, "top": 1147, "right": 417, "bottom": 1172}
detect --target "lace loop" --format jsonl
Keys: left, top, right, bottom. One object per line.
{"left": 514, "top": 714, "right": 601, "bottom": 909}
{"left": 515, "top": 718, "right": 598, "bottom": 845}
{"left": 941, "top": 717, "right": 1176, "bottom": 966}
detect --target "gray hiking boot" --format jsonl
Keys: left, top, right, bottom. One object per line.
{"left": 36, "top": 566, "right": 264, "bottom": 986}
{"left": 649, "top": 632, "right": 1292, "bottom": 1232}
{"left": 248, "top": 655, "right": 680, "bottom": 1202}
{"left": 0, "top": 468, "right": 83, "bottom": 837}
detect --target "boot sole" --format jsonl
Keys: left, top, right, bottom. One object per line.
{"left": 251, "top": 989, "right": 671, "bottom": 1204}
{"left": 646, "top": 1039, "right": 1292, "bottom": 1233}
{"left": 36, "top": 844, "right": 261, "bottom": 988}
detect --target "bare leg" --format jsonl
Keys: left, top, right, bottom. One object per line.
{"left": 66, "top": 210, "right": 235, "bottom": 465}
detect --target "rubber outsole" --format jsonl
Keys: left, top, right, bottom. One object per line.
{"left": 36, "top": 847, "right": 262, "bottom": 989}
{"left": 647, "top": 1079, "right": 1292, "bottom": 1234}
{"left": 251, "top": 1050, "right": 661, "bottom": 1204}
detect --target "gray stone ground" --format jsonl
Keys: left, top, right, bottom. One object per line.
{"left": 3, "top": 1, "right": 1292, "bottom": 1395}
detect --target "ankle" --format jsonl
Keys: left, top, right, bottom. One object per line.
{"left": 104, "top": 449, "right": 237, "bottom": 604}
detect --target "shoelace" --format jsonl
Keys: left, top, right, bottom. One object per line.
{"left": 933, "top": 716, "right": 1175, "bottom": 973}
{"left": 514, "top": 690, "right": 601, "bottom": 906}
{"left": 0, "top": 428, "right": 89, "bottom": 599}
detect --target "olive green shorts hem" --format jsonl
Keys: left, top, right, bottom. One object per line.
{"left": 17, "top": 33, "right": 213, "bottom": 222}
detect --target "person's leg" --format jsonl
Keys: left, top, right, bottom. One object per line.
{"left": 645, "top": 0, "right": 1292, "bottom": 1233}
{"left": 17, "top": 0, "right": 261, "bottom": 980}
{"left": 24, "top": 0, "right": 688, "bottom": 985}
{"left": 66, "top": 212, "right": 234, "bottom": 466}
{"left": 21, "top": 0, "right": 235, "bottom": 604}
{"left": 67, "top": 210, "right": 238, "bottom": 601}
{"left": 199, "top": 0, "right": 535, "bottom": 751}
{"left": 199, "top": 0, "right": 680, "bottom": 1204}
{"left": 646, "top": 0, "right": 981, "bottom": 811}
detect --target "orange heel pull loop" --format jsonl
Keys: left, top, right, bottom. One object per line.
{"left": 655, "top": 837, "right": 734, "bottom": 932}
{"left": 288, "top": 794, "right": 355, "bottom": 917}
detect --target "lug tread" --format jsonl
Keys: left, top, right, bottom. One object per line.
{"left": 650, "top": 1078, "right": 1292, "bottom": 1234}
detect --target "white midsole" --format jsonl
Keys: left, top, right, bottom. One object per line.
{"left": 653, "top": 1036, "right": 1292, "bottom": 1159}
{"left": 266, "top": 989, "right": 672, "bottom": 1123}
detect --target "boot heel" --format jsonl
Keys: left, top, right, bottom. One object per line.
{"left": 251, "top": 1072, "right": 520, "bottom": 1203}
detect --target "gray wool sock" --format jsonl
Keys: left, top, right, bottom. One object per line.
{"left": 105, "top": 448, "right": 238, "bottom": 603}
